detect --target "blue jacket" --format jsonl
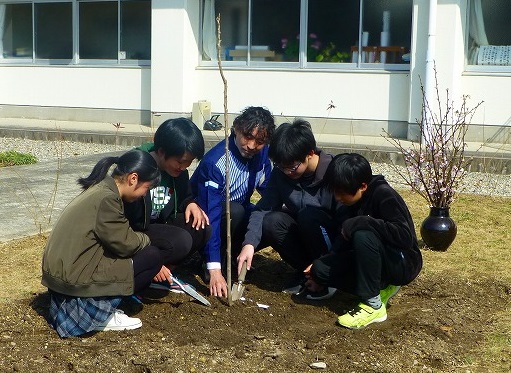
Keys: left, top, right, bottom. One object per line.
{"left": 190, "top": 134, "right": 271, "bottom": 265}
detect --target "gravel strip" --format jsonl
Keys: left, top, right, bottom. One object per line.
{"left": 0, "top": 137, "right": 132, "bottom": 162}
{"left": 372, "top": 163, "right": 511, "bottom": 198}
{"left": 2, "top": 136, "right": 510, "bottom": 197}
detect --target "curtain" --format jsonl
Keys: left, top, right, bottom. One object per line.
{"left": 202, "top": 0, "right": 217, "bottom": 61}
{"left": 469, "top": 0, "right": 488, "bottom": 46}
{"left": 0, "top": 5, "right": 6, "bottom": 59}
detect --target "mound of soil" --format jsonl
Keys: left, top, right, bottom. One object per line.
{"left": 1, "top": 246, "right": 510, "bottom": 373}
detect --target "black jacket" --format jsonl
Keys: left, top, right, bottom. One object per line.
{"left": 339, "top": 175, "right": 419, "bottom": 253}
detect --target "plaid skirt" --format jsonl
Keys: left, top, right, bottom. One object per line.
{"left": 48, "top": 291, "right": 122, "bottom": 338}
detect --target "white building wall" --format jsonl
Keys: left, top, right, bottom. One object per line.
{"left": 462, "top": 75, "right": 511, "bottom": 126}
{"left": 0, "top": 66, "right": 149, "bottom": 110}
{"left": 196, "top": 69, "right": 411, "bottom": 122}
{"left": 0, "top": 0, "right": 509, "bottom": 139}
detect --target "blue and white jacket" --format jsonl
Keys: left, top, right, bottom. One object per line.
{"left": 190, "top": 134, "right": 271, "bottom": 268}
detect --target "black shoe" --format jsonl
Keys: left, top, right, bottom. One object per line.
{"left": 282, "top": 272, "right": 306, "bottom": 295}
{"left": 305, "top": 287, "right": 337, "bottom": 301}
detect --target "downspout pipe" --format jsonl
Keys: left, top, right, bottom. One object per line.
{"left": 423, "top": 0, "right": 437, "bottom": 141}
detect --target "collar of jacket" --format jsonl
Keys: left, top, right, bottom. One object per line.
{"left": 301, "top": 149, "right": 332, "bottom": 187}
{"left": 102, "top": 175, "right": 121, "bottom": 197}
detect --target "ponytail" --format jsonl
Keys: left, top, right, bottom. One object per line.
{"left": 77, "top": 150, "right": 160, "bottom": 190}
{"left": 78, "top": 157, "right": 119, "bottom": 189}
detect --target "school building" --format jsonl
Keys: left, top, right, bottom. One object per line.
{"left": 0, "top": 0, "right": 509, "bottom": 143}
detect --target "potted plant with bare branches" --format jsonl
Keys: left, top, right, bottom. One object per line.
{"left": 385, "top": 67, "right": 482, "bottom": 250}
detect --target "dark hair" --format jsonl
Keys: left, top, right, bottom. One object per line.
{"left": 154, "top": 117, "right": 205, "bottom": 160}
{"left": 324, "top": 153, "right": 372, "bottom": 195}
{"left": 268, "top": 119, "right": 316, "bottom": 165}
{"left": 77, "top": 149, "right": 161, "bottom": 190}
{"left": 232, "top": 106, "right": 275, "bottom": 144}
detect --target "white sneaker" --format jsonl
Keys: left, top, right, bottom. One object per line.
{"left": 93, "top": 309, "right": 142, "bottom": 331}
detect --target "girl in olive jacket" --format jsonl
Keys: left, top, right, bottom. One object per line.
{"left": 42, "top": 150, "right": 185, "bottom": 337}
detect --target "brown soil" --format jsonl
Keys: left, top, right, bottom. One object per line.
{"left": 1, "top": 235, "right": 510, "bottom": 373}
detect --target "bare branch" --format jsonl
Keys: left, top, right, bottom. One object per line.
{"left": 383, "top": 63, "right": 483, "bottom": 207}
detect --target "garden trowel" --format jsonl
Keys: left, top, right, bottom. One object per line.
{"left": 171, "top": 276, "right": 211, "bottom": 307}
{"left": 231, "top": 261, "right": 247, "bottom": 301}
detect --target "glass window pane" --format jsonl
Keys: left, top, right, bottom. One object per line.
{"left": 121, "top": 0, "right": 151, "bottom": 60}
{"left": 308, "top": 0, "right": 359, "bottom": 63}
{"left": 252, "top": 0, "right": 300, "bottom": 62}
{"left": 79, "top": 1, "right": 118, "bottom": 59}
{"left": 203, "top": 0, "right": 249, "bottom": 61}
{"left": 35, "top": 2, "right": 72, "bottom": 59}
{"left": 361, "top": 0, "right": 412, "bottom": 64}
{"left": 208, "top": 0, "right": 300, "bottom": 62}
{"left": 468, "top": 0, "right": 511, "bottom": 66}
{"left": 1, "top": 3, "right": 33, "bottom": 58}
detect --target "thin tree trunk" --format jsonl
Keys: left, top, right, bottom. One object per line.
{"left": 215, "top": 14, "right": 232, "bottom": 305}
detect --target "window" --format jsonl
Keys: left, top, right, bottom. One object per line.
{"left": 35, "top": 2, "right": 72, "bottom": 59}
{"left": 0, "top": 3, "right": 32, "bottom": 59}
{"left": 80, "top": 1, "right": 119, "bottom": 60}
{"left": 201, "top": 0, "right": 412, "bottom": 69}
{"left": 467, "top": 0, "right": 511, "bottom": 68}
{"left": 120, "top": 0, "right": 151, "bottom": 60}
{"left": 0, "top": 0, "right": 151, "bottom": 64}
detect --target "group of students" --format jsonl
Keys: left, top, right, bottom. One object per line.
{"left": 41, "top": 106, "right": 423, "bottom": 337}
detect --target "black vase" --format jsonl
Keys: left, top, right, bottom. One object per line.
{"left": 420, "top": 207, "right": 457, "bottom": 251}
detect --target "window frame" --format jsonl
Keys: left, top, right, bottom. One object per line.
{"left": 0, "top": 0, "right": 150, "bottom": 66}
{"left": 199, "top": 0, "right": 411, "bottom": 71}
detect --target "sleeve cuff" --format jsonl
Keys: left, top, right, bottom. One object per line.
{"left": 206, "top": 262, "right": 222, "bottom": 270}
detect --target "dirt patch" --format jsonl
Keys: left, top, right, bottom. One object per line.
{"left": 1, "top": 235, "right": 511, "bottom": 373}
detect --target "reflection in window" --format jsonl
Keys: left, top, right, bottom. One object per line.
{"left": 308, "top": 1, "right": 359, "bottom": 63}
{"left": 359, "top": 0, "right": 412, "bottom": 64}
{"left": 121, "top": 0, "right": 151, "bottom": 60}
{"left": 203, "top": 0, "right": 299, "bottom": 62}
{"left": 252, "top": 0, "right": 300, "bottom": 62}
{"left": 0, "top": 3, "right": 33, "bottom": 58}
{"left": 203, "top": 0, "right": 248, "bottom": 61}
{"left": 0, "top": 0, "right": 150, "bottom": 63}
{"left": 80, "top": 2, "right": 118, "bottom": 59}
{"left": 35, "top": 2, "right": 72, "bottom": 59}
{"left": 202, "top": 0, "right": 412, "bottom": 67}
{"left": 80, "top": 0, "right": 150, "bottom": 60}
{"left": 468, "top": 0, "right": 511, "bottom": 66}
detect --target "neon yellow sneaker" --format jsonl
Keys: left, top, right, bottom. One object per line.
{"left": 380, "top": 284, "right": 401, "bottom": 307}
{"left": 337, "top": 303, "right": 387, "bottom": 329}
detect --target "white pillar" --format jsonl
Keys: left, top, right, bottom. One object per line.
{"left": 150, "top": 0, "right": 199, "bottom": 116}
{"left": 423, "top": 0, "right": 437, "bottom": 140}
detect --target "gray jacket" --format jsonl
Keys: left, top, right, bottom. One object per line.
{"left": 243, "top": 149, "right": 339, "bottom": 248}
{"left": 41, "top": 176, "right": 150, "bottom": 297}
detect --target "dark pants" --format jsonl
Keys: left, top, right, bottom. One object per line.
{"left": 219, "top": 202, "right": 249, "bottom": 265}
{"left": 166, "top": 213, "right": 212, "bottom": 256}
{"left": 260, "top": 206, "right": 338, "bottom": 271}
{"left": 132, "top": 222, "right": 211, "bottom": 293}
{"left": 310, "top": 230, "right": 422, "bottom": 300}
